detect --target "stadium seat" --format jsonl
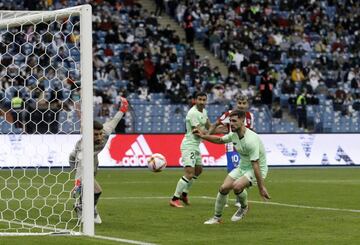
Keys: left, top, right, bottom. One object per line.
{"left": 1, "top": 121, "right": 12, "bottom": 134}
{"left": 61, "top": 121, "right": 74, "bottom": 134}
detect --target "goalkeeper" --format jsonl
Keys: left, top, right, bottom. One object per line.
{"left": 69, "top": 97, "right": 129, "bottom": 224}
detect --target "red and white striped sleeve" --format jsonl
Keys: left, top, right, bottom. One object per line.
{"left": 245, "top": 111, "right": 254, "bottom": 130}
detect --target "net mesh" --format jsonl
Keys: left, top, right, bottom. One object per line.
{"left": 0, "top": 8, "right": 83, "bottom": 234}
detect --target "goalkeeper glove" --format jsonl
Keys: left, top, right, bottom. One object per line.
{"left": 119, "top": 97, "right": 129, "bottom": 113}
{"left": 72, "top": 179, "right": 82, "bottom": 198}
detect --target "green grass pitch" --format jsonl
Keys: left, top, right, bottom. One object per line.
{"left": 1, "top": 167, "right": 360, "bottom": 245}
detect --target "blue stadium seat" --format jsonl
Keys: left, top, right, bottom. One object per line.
{"left": 61, "top": 121, "right": 74, "bottom": 134}
{"left": 142, "top": 124, "right": 153, "bottom": 133}
{"left": 1, "top": 121, "right": 12, "bottom": 134}
{"left": 59, "top": 111, "right": 67, "bottom": 123}
{"left": 151, "top": 106, "right": 165, "bottom": 116}
{"left": 152, "top": 122, "right": 164, "bottom": 132}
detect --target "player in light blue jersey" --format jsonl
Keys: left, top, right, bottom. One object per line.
{"left": 193, "top": 110, "right": 270, "bottom": 224}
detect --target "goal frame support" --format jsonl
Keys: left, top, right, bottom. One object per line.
{"left": 0, "top": 4, "right": 94, "bottom": 236}
{"left": 79, "top": 4, "right": 94, "bottom": 237}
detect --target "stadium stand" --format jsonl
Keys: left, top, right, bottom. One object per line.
{"left": 0, "top": 0, "right": 359, "bottom": 134}
{"left": 166, "top": 0, "right": 360, "bottom": 132}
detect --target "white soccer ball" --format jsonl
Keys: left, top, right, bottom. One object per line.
{"left": 147, "top": 153, "right": 167, "bottom": 172}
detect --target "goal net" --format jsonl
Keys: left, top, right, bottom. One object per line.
{"left": 0, "top": 5, "right": 94, "bottom": 236}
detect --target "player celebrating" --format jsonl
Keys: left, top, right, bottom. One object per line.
{"left": 169, "top": 92, "right": 212, "bottom": 208}
{"left": 69, "top": 97, "right": 129, "bottom": 224}
{"left": 217, "top": 95, "right": 254, "bottom": 207}
{"left": 193, "top": 110, "right": 270, "bottom": 224}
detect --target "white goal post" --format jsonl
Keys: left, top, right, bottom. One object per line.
{"left": 0, "top": 5, "right": 94, "bottom": 236}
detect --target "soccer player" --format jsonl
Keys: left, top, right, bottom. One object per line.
{"left": 218, "top": 95, "right": 254, "bottom": 132}
{"left": 193, "top": 110, "right": 270, "bottom": 224}
{"left": 217, "top": 95, "right": 254, "bottom": 207}
{"left": 169, "top": 91, "right": 212, "bottom": 208}
{"left": 69, "top": 97, "right": 129, "bottom": 224}
{"left": 233, "top": 94, "right": 254, "bottom": 129}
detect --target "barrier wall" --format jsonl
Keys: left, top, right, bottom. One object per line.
{"left": 1, "top": 133, "right": 359, "bottom": 167}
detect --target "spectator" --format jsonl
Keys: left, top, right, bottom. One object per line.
{"left": 211, "top": 84, "right": 226, "bottom": 104}
{"left": 291, "top": 68, "right": 305, "bottom": 83}
{"left": 10, "top": 92, "right": 25, "bottom": 129}
{"left": 272, "top": 101, "right": 283, "bottom": 121}
{"left": 183, "top": 9, "right": 194, "bottom": 44}
{"left": 252, "top": 92, "right": 262, "bottom": 106}
{"left": 259, "top": 72, "right": 274, "bottom": 107}
{"left": 154, "top": 0, "right": 165, "bottom": 16}
{"left": 296, "top": 89, "right": 308, "bottom": 130}
{"left": 281, "top": 79, "right": 296, "bottom": 94}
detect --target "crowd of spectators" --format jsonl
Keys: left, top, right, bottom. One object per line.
{"left": 168, "top": 0, "right": 360, "bottom": 119}
{"left": 88, "top": 0, "right": 242, "bottom": 107}
{"left": 0, "top": 3, "right": 80, "bottom": 133}
{"left": 1, "top": 0, "right": 360, "bottom": 134}
{"left": 0, "top": 0, "right": 244, "bottom": 133}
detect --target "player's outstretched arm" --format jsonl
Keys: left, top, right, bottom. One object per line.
{"left": 210, "top": 124, "right": 229, "bottom": 135}
{"left": 193, "top": 128, "right": 225, "bottom": 144}
{"left": 69, "top": 150, "right": 76, "bottom": 170}
{"left": 207, "top": 122, "right": 218, "bottom": 135}
{"left": 207, "top": 118, "right": 226, "bottom": 135}
{"left": 205, "top": 119, "right": 220, "bottom": 135}
{"left": 68, "top": 140, "right": 81, "bottom": 172}
{"left": 252, "top": 160, "right": 271, "bottom": 201}
{"left": 103, "top": 97, "right": 129, "bottom": 134}
{"left": 208, "top": 111, "right": 231, "bottom": 135}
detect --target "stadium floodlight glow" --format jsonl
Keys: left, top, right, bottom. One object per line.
{"left": 0, "top": 5, "right": 94, "bottom": 236}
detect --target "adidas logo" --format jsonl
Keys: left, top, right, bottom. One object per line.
{"left": 109, "top": 135, "right": 223, "bottom": 167}
{"left": 122, "top": 135, "right": 153, "bottom": 167}
{"left": 125, "top": 135, "right": 153, "bottom": 156}
{"left": 199, "top": 143, "right": 209, "bottom": 155}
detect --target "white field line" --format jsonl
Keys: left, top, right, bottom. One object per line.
{"left": 3, "top": 179, "right": 360, "bottom": 185}
{"left": 93, "top": 235, "right": 157, "bottom": 245}
{"left": 0, "top": 220, "right": 156, "bottom": 244}
{"left": 1, "top": 195, "right": 359, "bottom": 213}
{"left": 199, "top": 196, "right": 360, "bottom": 213}
{"left": 1, "top": 195, "right": 359, "bottom": 244}
{"left": 101, "top": 196, "right": 360, "bottom": 214}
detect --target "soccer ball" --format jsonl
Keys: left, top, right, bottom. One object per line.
{"left": 147, "top": 153, "right": 167, "bottom": 172}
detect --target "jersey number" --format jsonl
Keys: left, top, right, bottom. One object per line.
{"left": 231, "top": 154, "right": 239, "bottom": 164}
